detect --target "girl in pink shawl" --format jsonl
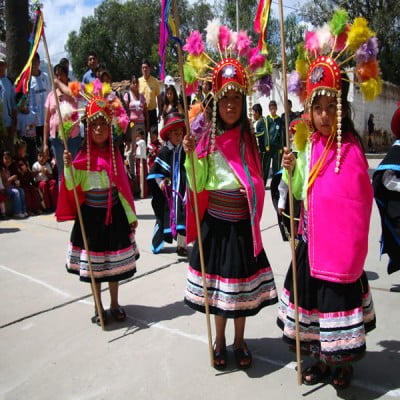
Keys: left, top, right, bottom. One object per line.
{"left": 183, "top": 57, "right": 278, "bottom": 371}
{"left": 278, "top": 59, "right": 376, "bottom": 388}
{"left": 60, "top": 97, "right": 139, "bottom": 327}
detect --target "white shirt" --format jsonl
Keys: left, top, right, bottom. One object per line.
{"left": 29, "top": 71, "right": 50, "bottom": 126}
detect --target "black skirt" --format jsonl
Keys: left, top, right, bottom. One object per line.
{"left": 185, "top": 212, "right": 278, "bottom": 318}
{"left": 66, "top": 199, "right": 138, "bottom": 283}
{"left": 277, "top": 239, "right": 376, "bottom": 366}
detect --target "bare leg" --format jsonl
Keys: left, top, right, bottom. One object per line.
{"left": 94, "top": 282, "right": 103, "bottom": 313}
{"left": 233, "top": 317, "right": 252, "bottom": 368}
{"left": 233, "top": 317, "right": 246, "bottom": 349}
{"left": 214, "top": 315, "right": 227, "bottom": 368}
{"left": 108, "top": 281, "right": 126, "bottom": 321}
{"left": 108, "top": 281, "right": 119, "bottom": 309}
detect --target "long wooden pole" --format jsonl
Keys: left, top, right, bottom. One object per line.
{"left": 277, "top": 0, "right": 302, "bottom": 385}
{"left": 172, "top": 0, "right": 214, "bottom": 367}
{"left": 41, "top": 12, "right": 105, "bottom": 330}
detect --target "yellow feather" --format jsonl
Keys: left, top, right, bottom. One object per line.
{"left": 293, "top": 121, "right": 311, "bottom": 151}
{"left": 347, "top": 17, "right": 375, "bottom": 52}
{"left": 85, "top": 82, "right": 94, "bottom": 95}
{"left": 359, "top": 77, "right": 382, "bottom": 101}
{"left": 187, "top": 54, "right": 209, "bottom": 75}
{"left": 101, "top": 82, "right": 112, "bottom": 96}
{"left": 295, "top": 59, "right": 309, "bottom": 80}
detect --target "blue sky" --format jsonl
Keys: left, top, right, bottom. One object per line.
{"left": 39, "top": 0, "right": 305, "bottom": 66}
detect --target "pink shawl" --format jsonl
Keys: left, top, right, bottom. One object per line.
{"left": 56, "top": 145, "right": 135, "bottom": 222}
{"left": 186, "top": 126, "right": 265, "bottom": 257}
{"left": 308, "top": 131, "right": 373, "bottom": 283}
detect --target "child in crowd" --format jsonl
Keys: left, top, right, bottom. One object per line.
{"left": 16, "top": 93, "right": 38, "bottom": 168}
{"left": 135, "top": 129, "right": 148, "bottom": 198}
{"left": 57, "top": 96, "right": 138, "bottom": 326}
{"left": 182, "top": 56, "right": 278, "bottom": 370}
{"left": 0, "top": 151, "right": 27, "bottom": 218}
{"left": 32, "top": 149, "right": 58, "bottom": 211}
{"left": 147, "top": 126, "right": 162, "bottom": 171}
{"left": 12, "top": 141, "right": 42, "bottom": 215}
{"left": 147, "top": 113, "right": 187, "bottom": 256}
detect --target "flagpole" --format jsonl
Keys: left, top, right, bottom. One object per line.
{"left": 172, "top": 0, "right": 214, "bottom": 367}
{"left": 40, "top": 7, "right": 105, "bottom": 330}
{"left": 277, "top": 0, "right": 302, "bottom": 384}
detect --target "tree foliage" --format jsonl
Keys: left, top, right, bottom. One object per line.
{"left": 65, "top": 0, "right": 212, "bottom": 82}
{"left": 299, "top": 0, "right": 400, "bottom": 85}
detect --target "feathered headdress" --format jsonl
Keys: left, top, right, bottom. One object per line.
{"left": 288, "top": 9, "right": 381, "bottom": 173}
{"left": 60, "top": 78, "right": 129, "bottom": 141}
{"left": 182, "top": 19, "right": 273, "bottom": 139}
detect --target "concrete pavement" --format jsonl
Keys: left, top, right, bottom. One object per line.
{"left": 0, "top": 157, "right": 399, "bottom": 400}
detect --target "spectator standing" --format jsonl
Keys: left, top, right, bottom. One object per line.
{"left": 0, "top": 53, "right": 17, "bottom": 153}
{"left": 43, "top": 64, "right": 81, "bottom": 183}
{"left": 81, "top": 52, "right": 98, "bottom": 85}
{"left": 29, "top": 52, "right": 50, "bottom": 149}
{"left": 139, "top": 59, "right": 161, "bottom": 136}
{"left": 161, "top": 84, "right": 183, "bottom": 125}
{"left": 252, "top": 103, "right": 267, "bottom": 182}
{"left": 264, "top": 100, "right": 284, "bottom": 184}
{"left": 16, "top": 93, "right": 38, "bottom": 167}
{"left": 367, "top": 113, "right": 375, "bottom": 152}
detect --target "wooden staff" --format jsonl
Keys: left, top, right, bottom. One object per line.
{"left": 172, "top": 0, "right": 214, "bottom": 367}
{"left": 41, "top": 11, "right": 105, "bottom": 330}
{"left": 277, "top": 0, "right": 302, "bottom": 384}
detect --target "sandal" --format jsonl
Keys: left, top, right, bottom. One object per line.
{"left": 91, "top": 310, "right": 108, "bottom": 326}
{"left": 302, "top": 362, "right": 331, "bottom": 385}
{"left": 213, "top": 344, "right": 227, "bottom": 370}
{"left": 332, "top": 365, "right": 353, "bottom": 390}
{"left": 110, "top": 306, "right": 126, "bottom": 322}
{"left": 233, "top": 344, "right": 252, "bottom": 370}
{"left": 177, "top": 247, "right": 188, "bottom": 257}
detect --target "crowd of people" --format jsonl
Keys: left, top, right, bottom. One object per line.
{"left": 1, "top": 11, "right": 399, "bottom": 391}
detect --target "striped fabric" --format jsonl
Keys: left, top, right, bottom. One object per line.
{"left": 185, "top": 265, "right": 277, "bottom": 315}
{"left": 207, "top": 190, "right": 249, "bottom": 222}
{"left": 67, "top": 232, "right": 137, "bottom": 281}
{"left": 277, "top": 287, "right": 375, "bottom": 365}
{"left": 85, "top": 188, "right": 119, "bottom": 208}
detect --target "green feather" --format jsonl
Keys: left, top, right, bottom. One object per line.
{"left": 329, "top": 9, "right": 349, "bottom": 36}
{"left": 60, "top": 120, "right": 73, "bottom": 141}
{"left": 183, "top": 63, "right": 197, "bottom": 84}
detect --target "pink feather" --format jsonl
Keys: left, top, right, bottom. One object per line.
{"left": 218, "top": 26, "right": 231, "bottom": 51}
{"left": 185, "top": 81, "right": 198, "bottom": 96}
{"left": 93, "top": 78, "right": 102, "bottom": 96}
{"left": 334, "top": 26, "right": 349, "bottom": 52}
{"left": 117, "top": 114, "right": 129, "bottom": 132}
{"left": 235, "top": 30, "right": 251, "bottom": 57}
{"left": 183, "top": 30, "right": 205, "bottom": 56}
{"left": 247, "top": 48, "right": 266, "bottom": 72}
{"left": 304, "top": 31, "right": 320, "bottom": 54}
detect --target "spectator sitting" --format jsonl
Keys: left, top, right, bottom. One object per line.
{"left": 0, "top": 172, "right": 7, "bottom": 218}
{"left": 12, "top": 141, "right": 42, "bottom": 215}
{"left": 32, "top": 149, "right": 58, "bottom": 212}
{"left": 1, "top": 150, "right": 27, "bottom": 218}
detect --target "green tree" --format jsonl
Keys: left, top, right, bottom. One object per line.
{"left": 66, "top": 0, "right": 162, "bottom": 82}
{"left": 221, "top": 0, "right": 258, "bottom": 35}
{"left": 299, "top": 0, "right": 400, "bottom": 85}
